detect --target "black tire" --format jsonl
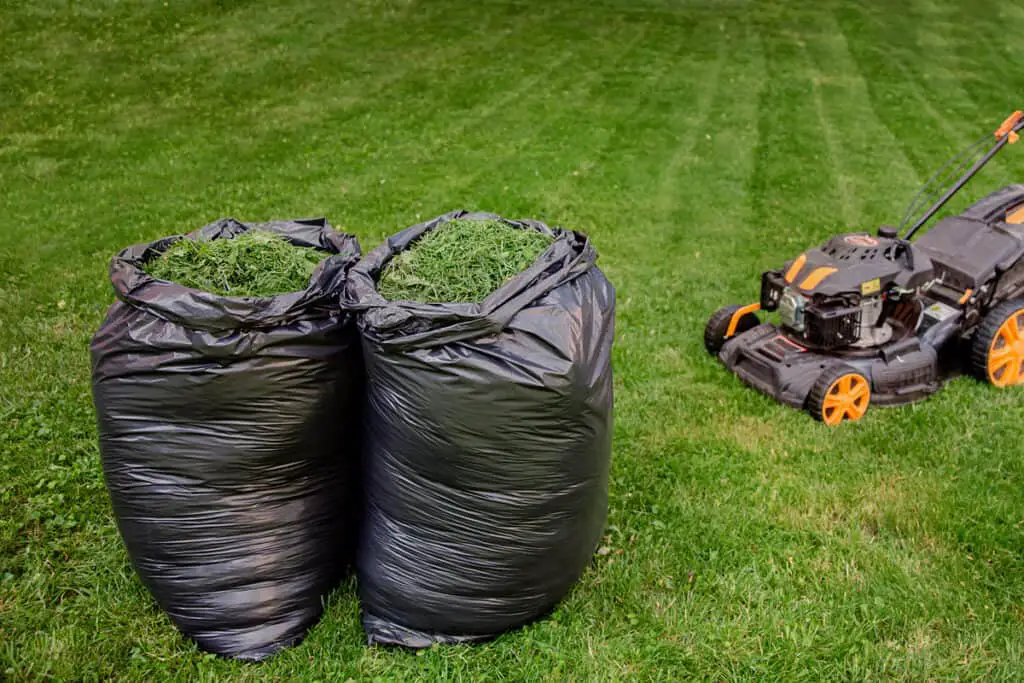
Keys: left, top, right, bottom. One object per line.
{"left": 807, "top": 364, "right": 870, "bottom": 426}
{"left": 970, "top": 299, "right": 1024, "bottom": 386}
{"left": 704, "top": 305, "right": 760, "bottom": 355}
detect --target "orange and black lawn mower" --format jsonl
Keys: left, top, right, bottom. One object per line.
{"left": 706, "top": 110, "right": 1024, "bottom": 425}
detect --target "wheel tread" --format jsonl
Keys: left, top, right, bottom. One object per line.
{"left": 807, "top": 364, "right": 870, "bottom": 425}
{"left": 970, "top": 299, "right": 1024, "bottom": 384}
{"left": 704, "top": 305, "right": 759, "bottom": 355}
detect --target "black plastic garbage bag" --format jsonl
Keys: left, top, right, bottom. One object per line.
{"left": 346, "top": 211, "right": 615, "bottom": 647}
{"left": 90, "top": 218, "right": 362, "bottom": 661}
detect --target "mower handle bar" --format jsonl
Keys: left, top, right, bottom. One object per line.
{"left": 903, "top": 111, "right": 1024, "bottom": 240}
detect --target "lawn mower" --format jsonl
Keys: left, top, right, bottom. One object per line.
{"left": 705, "top": 110, "right": 1024, "bottom": 425}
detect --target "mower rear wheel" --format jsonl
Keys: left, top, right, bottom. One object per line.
{"left": 704, "top": 305, "right": 760, "bottom": 355}
{"left": 971, "top": 299, "right": 1024, "bottom": 387}
{"left": 807, "top": 365, "right": 871, "bottom": 426}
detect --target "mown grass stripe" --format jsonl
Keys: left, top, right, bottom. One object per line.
{"left": 335, "top": 15, "right": 647, "bottom": 229}
{"left": 832, "top": 1, "right": 993, "bottom": 190}
{"left": 747, "top": 8, "right": 844, "bottom": 252}
{"left": 800, "top": 11, "right": 921, "bottom": 227}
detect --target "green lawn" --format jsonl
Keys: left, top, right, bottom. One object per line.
{"left": 3, "top": 0, "right": 1024, "bottom": 679}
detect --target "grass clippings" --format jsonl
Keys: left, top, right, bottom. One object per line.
{"left": 377, "top": 218, "right": 553, "bottom": 303}
{"left": 146, "top": 231, "right": 329, "bottom": 297}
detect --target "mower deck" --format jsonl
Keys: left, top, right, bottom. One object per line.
{"left": 718, "top": 322, "right": 945, "bottom": 409}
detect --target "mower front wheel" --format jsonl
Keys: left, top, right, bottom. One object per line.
{"left": 807, "top": 365, "right": 871, "bottom": 426}
{"left": 704, "top": 304, "right": 760, "bottom": 355}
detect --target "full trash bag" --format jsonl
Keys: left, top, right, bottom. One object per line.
{"left": 90, "top": 218, "right": 362, "bottom": 661}
{"left": 346, "top": 211, "right": 615, "bottom": 647}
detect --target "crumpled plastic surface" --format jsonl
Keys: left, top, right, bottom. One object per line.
{"left": 346, "top": 211, "right": 615, "bottom": 647}
{"left": 90, "top": 218, "right": 363, "bottom": 661}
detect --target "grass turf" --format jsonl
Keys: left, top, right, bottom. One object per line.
{"left": 3, "top": 0, "right": 1024, "bottom": 680}
{"left": 377, "top": 218, "right": 553, "bottom": 302}
{"left": 146, "top": 231, "right": 328, "bottom": 297}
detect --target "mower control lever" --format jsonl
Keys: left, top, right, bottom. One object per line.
{"left": 995, "top": 110, "right": 1024, "bottom": 143}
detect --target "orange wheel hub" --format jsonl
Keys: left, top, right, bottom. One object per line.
{"left": 987, "top": 310, "right": 1024, "bottom": 386}
{"left": 821, "top": 373, "right": 870, "bottom": 426}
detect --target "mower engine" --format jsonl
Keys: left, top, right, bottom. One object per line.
{"left": 760, "top": 232, "right": 934, "bottom": 350}
{"left": 767, "top": 282, "right": 882, "bottom": 348}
